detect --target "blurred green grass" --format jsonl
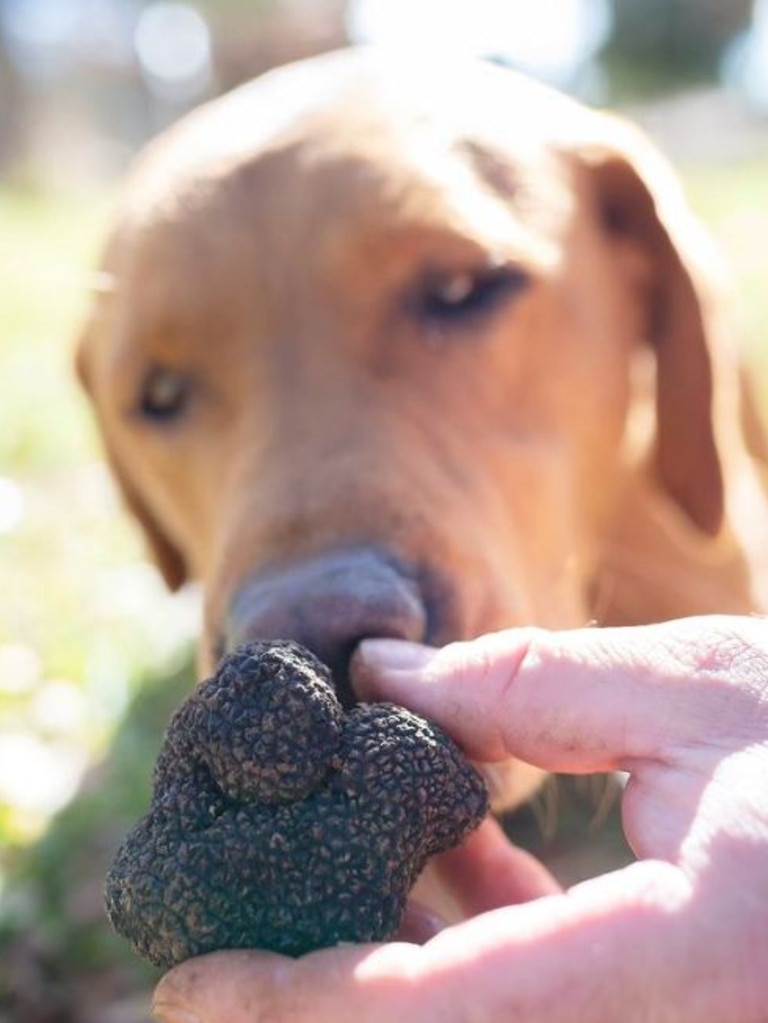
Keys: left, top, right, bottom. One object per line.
{"left": 0, "top": 187, "right": 198, "bottom": 849}
{"left": 0, "top": 188, "right": 105, "bottom": 471}
{"left": 683, "top": 158, "right": 768, "bottom": 387}
{"left": 0, "top": 150, "right": 766, "bottom": 853}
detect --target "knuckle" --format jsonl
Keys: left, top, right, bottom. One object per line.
{"left": 667, "top": 616, "right": 768, "bottom": 686}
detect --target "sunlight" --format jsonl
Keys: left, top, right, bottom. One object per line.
{"left": 134, "top": 2, "right": 213, "bottom": 101}
{"left": 0, "top": 477, "right": 25, "bottom": 534}
{"left": 347, "top": 0, "right": 612, "bottom": 86}
{"left": 0, "top": 733, "right": 87, "bottom": 817}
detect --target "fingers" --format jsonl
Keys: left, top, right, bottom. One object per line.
{"left": 152, "top": 824, "right": 561, "bottom": 1022}
{"left": 152, "top": 859, "right": 744, "bottom": 1023}
{"left": 152, "top": 943, "right": 428, "bottom": 1023}
{"left": 150, "top": 824, "right": 559, "bottom": 1023}
{"left": 151, "top": 616, "right": 768, "bottom": 1023}
{"left": 354, "top": 616, "right": 768, "bottom": 773}
{"left": 408, "top": 817, "right": 560, "bottom": 926}
{"left": 427, "top": 817, "right": 561, "bottom": 917}
{"left": 414, "top": 860, "right": 709, "bottom": 1023}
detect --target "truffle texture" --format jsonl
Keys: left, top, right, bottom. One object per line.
{"left": 105, "top": 641, "right": 488, "bottom": 968}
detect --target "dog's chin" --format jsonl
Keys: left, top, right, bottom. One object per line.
{"left": 476, "top": 758, "right": 546, "bottom": 814}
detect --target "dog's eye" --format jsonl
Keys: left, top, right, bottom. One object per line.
{"left": 138, "top": 366, "right": 189, "bottom": 422}
{"left": 416, "top": 265, "right": 528, "bottom": 326}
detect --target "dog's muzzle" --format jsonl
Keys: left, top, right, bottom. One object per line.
{"left": 220, "top": 547, "right": 430, "bottom": 705}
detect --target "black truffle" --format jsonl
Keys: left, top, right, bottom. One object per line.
{"left": 105, "top": 641, "right": 488, "bottom": 968}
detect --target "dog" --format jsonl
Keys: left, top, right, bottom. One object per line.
{"left": 77, "top": 47, "right": 768, "bottom": 821}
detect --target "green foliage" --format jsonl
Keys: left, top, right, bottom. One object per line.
{"left": 684, "top": 158, "right": 768, "bottom": 385}
{"left": 606, "top": 0, "right": 752, "bottom": 83}
{"left": 0, "top": 656, "right": 193, "bottom": 1022}
{"left": 0, "top": 187, "right": 104, "bottom": 471}
{"left": 0, "top": 186, "right": 199, "bottom": 847}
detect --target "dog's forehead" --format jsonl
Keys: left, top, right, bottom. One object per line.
{"left": 121, "top": 49, "right": 587, "bottom": 226}
{"left": 92, "top": 49, "right": 590, "bottom": 343}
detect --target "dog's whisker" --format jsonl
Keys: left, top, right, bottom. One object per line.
{"left": 529, "top": 775, "right": 560, "bottom": 842}
{"left": 588, "top": 566, "right": 620, "bottom": 627}
{"left": 586, "top": 772, "right": 622, "bottom": 834}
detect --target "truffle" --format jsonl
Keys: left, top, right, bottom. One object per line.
{"left": 105, "top": 641, "right": 488, "bottom": 968}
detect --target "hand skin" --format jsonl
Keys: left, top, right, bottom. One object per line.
{"left": 153, "top": 616, "right": 768, "bottom": 1023}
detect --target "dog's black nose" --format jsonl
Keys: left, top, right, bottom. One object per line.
{"left": 221, "top": 548, "right": 428, "bottom": 705}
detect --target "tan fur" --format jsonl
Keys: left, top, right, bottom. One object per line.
{"left": 78, "top": 49, "right": 768, "bottom": 814}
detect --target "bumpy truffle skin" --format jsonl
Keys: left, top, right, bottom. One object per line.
{"left": 105, "top": 640, "right": 488, "bottom": 968}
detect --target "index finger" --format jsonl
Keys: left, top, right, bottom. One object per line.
{"left": 353, "top": 616, "right": 768, "bottom": 773}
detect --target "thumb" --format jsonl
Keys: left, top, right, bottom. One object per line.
{"left": 354, "top": 616, "right": 765, "bottom": 773}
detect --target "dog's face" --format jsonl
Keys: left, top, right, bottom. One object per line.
{"left": 78, "top": 51, "right": 733, "bottom": 805}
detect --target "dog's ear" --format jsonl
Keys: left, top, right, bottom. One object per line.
{"left": 103, "top": 444, "right": 189, "bottom": 591}
{"left": 572, "top": 118, "right": 728, "bottom": 536}
{"left": 76, "top": 341, "right": 189, "bottom": 591}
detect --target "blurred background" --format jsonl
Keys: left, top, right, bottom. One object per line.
{"left": 0, "top": 2, "right": 767, "bottom": 1020}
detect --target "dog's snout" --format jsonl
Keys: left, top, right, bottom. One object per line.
{"left": 221, "top": 548, "right": 428, "bottom": 704}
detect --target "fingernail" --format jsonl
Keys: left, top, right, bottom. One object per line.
{"left": 152, "top": 1002, "right": 203, "bottom": 1023}
{"left": 357, "top": 638, "right": 437, "bottom": 674}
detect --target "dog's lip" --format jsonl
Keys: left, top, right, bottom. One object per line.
{"left": 398, "top": 820, "right": 561, "bottom": 940}
{"left": 473, "top": 757, "right": 547, "bottom": 814}
{"left": 394, "top": 899, "right": 448, "bottom": 943}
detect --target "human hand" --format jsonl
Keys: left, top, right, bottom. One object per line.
{"left": 152, "top": 616, "right": 768, "bottom": 1023}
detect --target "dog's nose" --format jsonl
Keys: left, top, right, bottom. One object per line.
{"left": 221, "top": 548, "right": 428, "bottom": 704}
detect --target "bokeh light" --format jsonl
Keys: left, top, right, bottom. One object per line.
{"left": 347, "top": 0, "right": 613, "bottom": 89}
{"left": 0, "top": 477, "right": 25, "bottom": 534}
{"left": 134, "top": 2, "right": 213, "bottom": 101}
{"left": 722, "top": 0, "right": 768, "bottom": 111}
